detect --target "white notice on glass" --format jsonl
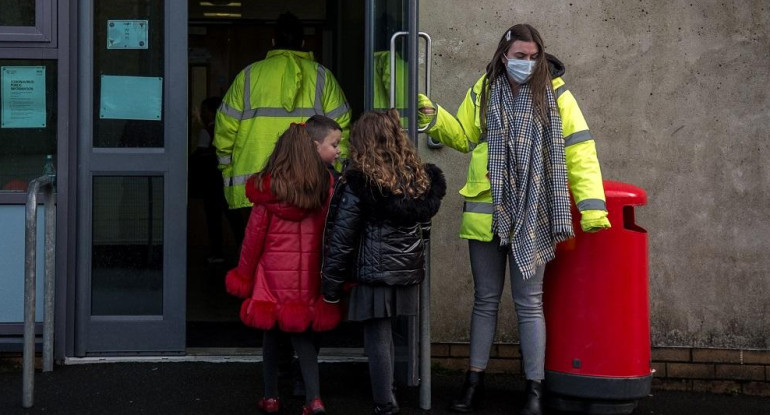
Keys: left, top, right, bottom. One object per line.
{"left": 1, "top": 66, "right": 46, "bottom": 129}
{"left": 107, "top": 20, "right": 149, "bottom": 49}
{"left": 100, "top": 75, "right": 163, "bottom": 121}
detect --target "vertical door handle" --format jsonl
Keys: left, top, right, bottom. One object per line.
{"left": 420, "top": 32, "right": 442, "bottom": 148}
{"left": 418, "top": 32, "right": 433, "bottom": 134}
{"left": 389, "top": 31, "right": 409, "bottom": 109}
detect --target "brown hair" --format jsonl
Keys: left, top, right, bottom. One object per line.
{"left": 479, "top": 23, "right": 553, "bottom": 127}
{"left": 349, "top": 109, "right": 429, "bottom": 198}
{"left": 305, "top": 115, "right": 342, "bottom": 143}
{"left": 253, "top": 124, "right": 330, "bottom": 210}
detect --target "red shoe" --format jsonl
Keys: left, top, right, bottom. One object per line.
{"left": 301, "top": 398, "right": 326, "bottom": 414}
{"left": 258, "top": 397, "right": 281, "bottom": 413}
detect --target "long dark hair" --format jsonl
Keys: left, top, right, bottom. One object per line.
{"left": 479, "top": 23, "right": 553, "bottom": 128}
{"left": 253, "top": 124, "right": 330, "bottom": 210}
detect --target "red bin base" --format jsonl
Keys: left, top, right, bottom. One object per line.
{"left": 545, "top": 370, "right": 652, "bottom": 414}
{"left": 543, "top": 181, "right": 652, "bottom": 413}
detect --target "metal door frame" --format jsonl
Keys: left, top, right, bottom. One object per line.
{"left": 74, "top": 0, "right": 188, "bottom": 355}
{"left": 364, "top": 0, "right": 424, "bottom": 390}
{"left": 0, "top": 0, "right": 73, "bottom": 362}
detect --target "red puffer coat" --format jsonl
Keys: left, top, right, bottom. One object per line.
{"left": 225, "top": 174, "right": 341, "bottom": 333}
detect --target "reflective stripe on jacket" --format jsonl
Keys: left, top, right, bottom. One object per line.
{"left": 214, "top": 49, "right": 351, "bottom": 209}
{"left": 426, "top": 74, "right": 606, "bottom": 241}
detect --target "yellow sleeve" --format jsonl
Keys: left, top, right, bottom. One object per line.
{"left": 556, "top": 79, "right": 606, "bottom": 212}
{"left": 213, "top": 70, "right": 245, "bottom": 173}
{"left": 426, "top": 78, "right": 484, "bottom": 153}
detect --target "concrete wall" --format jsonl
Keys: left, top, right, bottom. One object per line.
{"left": 419, "top": 0, "right": 770, "bottom": 349}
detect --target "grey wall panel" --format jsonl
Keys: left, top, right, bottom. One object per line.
{"left": 420, "top": 0, "right": 770, "bottom": 349}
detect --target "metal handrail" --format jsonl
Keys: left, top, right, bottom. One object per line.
{"left": 22, "top": 175, "right": 56, "bottom": 408}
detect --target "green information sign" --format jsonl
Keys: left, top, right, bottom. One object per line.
{"left": 1, "top": 66, "right": 46, "bottom": 129}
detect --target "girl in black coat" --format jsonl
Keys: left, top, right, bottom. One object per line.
{"left": 322, "top": 110, "right": 446, "bottom": 414}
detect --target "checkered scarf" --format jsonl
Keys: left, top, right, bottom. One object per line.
{"left": 486, "top": 76, "right": 574, "bottom": 279}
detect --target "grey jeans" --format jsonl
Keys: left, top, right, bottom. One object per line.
{"left": 468, "top": 238, "right": 546, "bottom": 380}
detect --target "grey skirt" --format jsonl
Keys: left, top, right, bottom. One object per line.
{"left": 347, "top": 283, "right": 419, "bottom": 321}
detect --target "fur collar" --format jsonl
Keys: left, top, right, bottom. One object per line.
{"left": 343, "top": 163, "right": 446, "bottom": 223}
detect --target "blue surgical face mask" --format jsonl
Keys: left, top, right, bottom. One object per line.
{"left": 505, "top": 57, "right": 536, "bottom": 84}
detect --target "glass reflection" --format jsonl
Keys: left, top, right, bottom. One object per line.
{"left": 0, "top": 1, "right": 35, "bottom": 27}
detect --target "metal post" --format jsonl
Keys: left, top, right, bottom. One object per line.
{"left": 23, "top": 176, "right": 55, "bottom": 408}
{"left": 420, "top": 240, "right": 432, "bottom": 410}
{"left": 22, "top": 179, "right": 40, "bottom": 408}
{"left": 408, "top": 0, "right": 430, "bottom": 409}
{"left": 43, "top": 190, "right": 56, "bottom": 372}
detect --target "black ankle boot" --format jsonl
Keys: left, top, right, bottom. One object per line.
{"left": 450, "top": 370, "right": 485, "bottom": 413}
{"left": 373, "top": 402, "right": 394, "bottom": 415}
{"left": 519, "top": 380, "right": 544, "bottom": 415}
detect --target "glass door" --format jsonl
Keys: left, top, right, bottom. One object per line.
{"left": 366, "top": 0, "right": 422, "bottom": 387}
{"left": 75, "top": 0, "right": 187, "bottom": 355}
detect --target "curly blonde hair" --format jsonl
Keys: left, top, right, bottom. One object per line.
{"left": 349, "top": 109, "right": 429, "bottom": 198}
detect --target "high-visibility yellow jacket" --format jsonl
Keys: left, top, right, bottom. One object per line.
{"left": 425, "top": 73, "right": 608, "bottom": 241}
{"left": 214, "top": 49, "right": 351, "bottom": 209}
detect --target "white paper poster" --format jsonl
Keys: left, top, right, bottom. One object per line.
{"left": 99, "top": 75, "right": 163, "bottom": 121}
{"left": 1, "top": 66, "right": 46, "bottom": 129}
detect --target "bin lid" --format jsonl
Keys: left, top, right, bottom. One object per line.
{"left": 603, "top": 180, "right": 647, "bottom": 205}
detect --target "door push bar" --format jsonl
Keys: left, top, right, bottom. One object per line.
{"left": 389, "top": 31, "right": 435, "bottom": 129}
{"left": 22, "top": 175, "right": 56, "bottom": 408}
{"left": 389, "top": 31, "right": 441, "bottom": 150}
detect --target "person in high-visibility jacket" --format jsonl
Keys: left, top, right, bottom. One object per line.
{"left": 214, "top": 12, "right": 351, "bottom": 211}
{"left": 418, "top": 24, "right": 610, "bottom": 415}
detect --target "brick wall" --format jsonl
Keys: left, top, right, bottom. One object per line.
{"left": 431, "top": 344, "right": 770, "bottom": 397}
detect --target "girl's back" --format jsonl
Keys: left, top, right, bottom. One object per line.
{"left": 326, "top": 164, "right": 444, "bottom": 287}
{"left": 226, "top": 124, "right": 339, "bottom": 334}
{"left": 244, "top": 173, "right": 330, "bottom": 305}
{"left": 322, "top": 109, "right": 446, "bottom": 301}
{"left": 320, "top": 109, "right": 446, "bottom": 415}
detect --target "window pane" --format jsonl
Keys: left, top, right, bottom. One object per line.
{"left": 0, "top": 0, "right": 35, "bottom": 27}
{"left": 371, "top": 0, "right": 410, "bottom": 128}
{"left": 93, "top": 0, "right": 164, "bottom": 147}
{"left": 92, "top": 176, "right": 164, "bottom": 315}
{"left": 0, "top": 60, "right": 57, "bottom": 193}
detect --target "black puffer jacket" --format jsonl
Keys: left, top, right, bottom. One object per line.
{"left": 322, "top": 164, "right": 446, "bottom": 302}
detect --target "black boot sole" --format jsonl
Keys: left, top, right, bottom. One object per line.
{"left": 449, "top": 403, "right": 475, "bottom": 413}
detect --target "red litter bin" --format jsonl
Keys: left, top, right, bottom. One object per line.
{"left": 543, "top": 180, "right": 651, "bottom": 414}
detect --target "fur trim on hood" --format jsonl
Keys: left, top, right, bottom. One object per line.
{"left": 343, "top": 163, "right": 446, "bottom": 224}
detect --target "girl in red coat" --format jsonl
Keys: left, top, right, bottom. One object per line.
{"left": 225, "top": 124, "right": 340, "bottom": 415}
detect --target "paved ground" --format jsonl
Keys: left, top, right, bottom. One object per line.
{"left": 1, "top": 361, "right": 768, "bottom": 414}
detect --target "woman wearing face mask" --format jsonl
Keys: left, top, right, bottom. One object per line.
{"left": 418, "top": 24, "right": 610, "bottom": 415}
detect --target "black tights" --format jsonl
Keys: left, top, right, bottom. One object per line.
{"left": 262, "top": 329, "right": 320, "bottom": 404}
{"left": 364, "top": 318, "right": 396, "bottom": 405}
